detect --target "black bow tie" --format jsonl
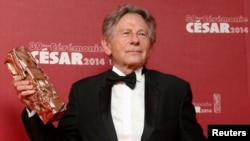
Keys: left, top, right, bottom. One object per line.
{"left": 107, "top": 70, "right": 136, "bottom": 89}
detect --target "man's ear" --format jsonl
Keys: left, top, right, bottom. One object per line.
{"left": 101, "top": 37, "right": 112, "bottom": 56}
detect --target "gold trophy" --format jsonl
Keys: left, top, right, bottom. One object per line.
{"left": 4, "top": 46, "right": 66, "bottom": 124}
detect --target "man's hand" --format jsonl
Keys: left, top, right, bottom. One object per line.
{"left": 13, "top": 75, "right": 36, "bottom": 110}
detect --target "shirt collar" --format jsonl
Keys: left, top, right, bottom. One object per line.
{"left": 112, "top": 66, "right": 143, "bottom": 82}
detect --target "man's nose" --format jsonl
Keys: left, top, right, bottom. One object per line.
{"left": 130, "top": 33, "right": 140, "bottom": 44}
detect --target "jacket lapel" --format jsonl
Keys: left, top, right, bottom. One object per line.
{"left": 141, "top": 70, "right": 160, "bottom": 141}
{"left": 98, "top": 69, "right": 160, "bottom": 141}
{"left": 99, "top": 72, "right": 118, "bottom": 141}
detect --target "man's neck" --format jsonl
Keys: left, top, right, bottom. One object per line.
{"left": 112, "top": 65, "right": 143, "bottom": 75}
{"left": 112, "top": 66, "right": 143, "bottom": 76}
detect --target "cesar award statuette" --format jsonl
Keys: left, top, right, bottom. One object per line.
{"left": 4, "top": 46, "right": 66, "bottom": 124}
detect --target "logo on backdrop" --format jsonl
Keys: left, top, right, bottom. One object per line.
{"left": 185, "top": 15, "right": 248, "bottom": 33}
{"left": 28, "top": 42, "right": 108, "bottom": 66}
{"left": 194, "top": 93, "right": 222, "bottom": 114}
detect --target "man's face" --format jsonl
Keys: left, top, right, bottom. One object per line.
{"left": 102, "top": 13, "right": 152, "bottom": 71}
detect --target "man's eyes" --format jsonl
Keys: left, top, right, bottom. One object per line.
{"left": 138, "top": 32, "right": 147, "bottom": 36}
{"left": 121, "top": 31, "right": 148, "bottom": 38}
{"left": 122, "top": 32, "right": 131, "bottom": 35}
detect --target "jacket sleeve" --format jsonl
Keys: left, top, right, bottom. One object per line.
{"left": 21, "top": 109, "right": 56, "bottom": 141}
{"left": 21, "top": 83, "right": 81, "bottom": 141}
{"left": 179, "top": 83, "right": 208, "bottom": 141}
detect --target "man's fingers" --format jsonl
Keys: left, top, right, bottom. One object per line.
{"left": 22, "top": 98, "right": 35, "bottom": 110}
{"left": 13, "top": 79, "right": 30, "bottom": 87}
{"left": 17, "top": 90, "right": 36, "bottom": 106}
{"left": 13, "top": 75, "right": 23, "bottom": 81}
{"left": 17, "top": 89, "right": 36, "bottom": 98}
{"left": 15, "top": 84, "right": 35, "bottom": 92}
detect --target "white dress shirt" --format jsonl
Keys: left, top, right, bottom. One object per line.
{"left": 111, "top": 67, "right": 145, "bottom": 141}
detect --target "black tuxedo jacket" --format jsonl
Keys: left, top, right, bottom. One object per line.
{"left": 22, "top": 68, "right": 207, "bottom": 141}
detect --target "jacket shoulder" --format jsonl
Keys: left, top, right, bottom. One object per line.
{"left": 146, "top": 69, "right": 189, "bottom": 85}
